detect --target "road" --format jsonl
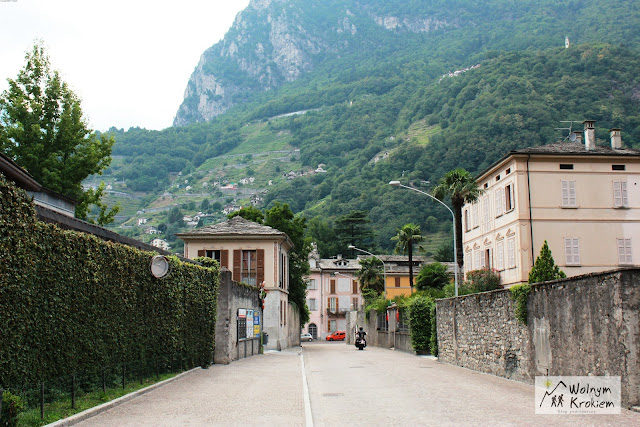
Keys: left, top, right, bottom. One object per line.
{"left": 77, "top": 341, "right": 639, "bottom": 426}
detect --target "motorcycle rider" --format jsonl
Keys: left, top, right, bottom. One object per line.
{"left": 355, "top": 327, "right": 367, "bottom": 348}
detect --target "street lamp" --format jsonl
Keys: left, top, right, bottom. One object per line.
{"left": 348, "top": 245, "right": 387, "bottom": 298}
{"left": 389, "top": 180, "right": 459, "bottom": 296}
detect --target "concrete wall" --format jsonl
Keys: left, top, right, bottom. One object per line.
{"left": 214, "top": 269, "right": 262, "bottom": 364}
{"left": 436, "top": 268, "right": 640, "bottom": 407}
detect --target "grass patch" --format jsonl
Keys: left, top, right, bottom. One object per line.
{"left": 17, "top": 372, "right": 178, "bottom": 426}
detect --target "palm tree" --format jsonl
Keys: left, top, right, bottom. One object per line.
{"left": 432, "top": 168, "right": 483, "bottom": 271}
{"left": 392, "top": 223, "right": 425, "bottom": 288}
{"left": 355, "top": 257, "right": 385, "bottom": 302}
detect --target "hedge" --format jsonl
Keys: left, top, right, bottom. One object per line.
{"left": 0, "top": 173, "right": 219, "bottom": 394}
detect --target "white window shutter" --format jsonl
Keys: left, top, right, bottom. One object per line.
{"left": 613, "top": 181, "right": 622, "bottom": 207}
{"left": 573, "top": 238, "right": 580, "bottom": 264}
{"left": 569, "top": 181, "right": 576, "bottom": 206}
{"left": 497, "top": 242, "right": 504, "bottom": 270}
{"left": 622, "top": 182, "right": 628, "bottom": 206}
{"left": 495, "top": 190, "right": 502, "bottom": 216}
{"left": 561, "top": 181, "right": 569, "bottom": 206}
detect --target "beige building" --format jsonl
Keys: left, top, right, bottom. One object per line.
{"left": 177, "top": 216, "right": 296, "bottom": 350}
{"left": 462, "top": 121, "right": 640, "bottom": 286}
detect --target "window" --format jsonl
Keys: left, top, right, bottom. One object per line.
{"left": 497, "top": 242, "right": 504, "bottom": 270}
{"left": 482, "top": 196, "right": 491, "bottom": 232}
{"left": 241, "top": 250, "right": 257, "bottom": 285}
{"left": 308, "top": 279, "right": 317, "bottom": 290}
{"left": 308, "top": 298, "right": 318, "bottom": 311}
{"left": 484, "top": 248, "right": 492, "bottom": 269}
{"left": 395, "top": 277, "right": 401, "bottom": 288}
{"left": 474, "top": 250, "right": 480, "bottom": 270}
{"left": 612, "top": 165, "right": 626, "bottom": 171}
{"left": 613, "top": 181, "right": 628, "bottom": 207}
{"left": 198, "top": 249, "right": 228, "bottom": 267}
{"left": 464, "top": 209, "right": 470, "bottom": 232}
{"left": 329, "top": 319, "right": 337, "bottom": 332}
{"left": 352, "top": 280, "right": 358, "bottom": 294}
{"left": 328, "top": 297, "right": 338, "bottom": 312}
{"left": 564, "top": 238, "right": 580, "bottom": 265}
{"left": 484, "top": 183, "right": 489, "bottom": 189}
{"left": 464, "top": 252, "right": 471, "bottom": 272}
{"left": 496, "top": 175, "right": 501, "bottom": 182}
{"left": 505, "top": 184, "right": 514, "bottom": 211}
{"left": 495, "top": 189, "right": 503, "bottom": 217}
{"left": 352, "top": 297, "right": 359, "bottom": 310}
{"left": 561, "top": 180, "right": 576, "bottom": 207}
{"left": 330, "top": 279, "right": 336, "bottom": 294}
{"left": 559, "top": 164, "right": 574, "bottom": 170}
{"left": 617, "top": 239, "right": 632, "bottom": 264}
{"left": 505, "top": 168, "right": 511, "bottom": 175}
{"left": 205, "top": 250, "right": 221, "bottom": 262}
{"left": 473, "top": 203, "right": 479, "bottom": 228}
{"left": 507, "top": 238, "right": 516, "bottom": 268}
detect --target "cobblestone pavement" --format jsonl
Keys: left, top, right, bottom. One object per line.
{"left": 76, "top": 342, "right": 639, "bottom": 426}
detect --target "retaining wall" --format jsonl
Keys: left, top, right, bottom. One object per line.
{"left": 436, "top": 269, "right": 640, "bottom": 407}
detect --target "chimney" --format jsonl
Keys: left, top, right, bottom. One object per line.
{"left": 610, "top": 128, "right": 622, "bottom": 149}
{"left": 583, "top": 120, "right": 596, "bottom": 151}
{"left": 573, "top": 130, "right": 583, "bottom": 145}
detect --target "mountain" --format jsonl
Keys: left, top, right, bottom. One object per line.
{"left": 102, "top": 0, "right": 640, "bottom": 255}
{"left": 174, "top": 0, "right": 640, "bottom": 126}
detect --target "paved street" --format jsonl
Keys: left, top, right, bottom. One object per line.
{"left": 77, "top": 342, "right": 639, "bottom": 426}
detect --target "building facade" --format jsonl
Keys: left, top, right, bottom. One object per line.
{"left": 462, "top": 122, "right": 640, "bottom": 286}
{"left": 177, "top": 216, "right": 296, "bottom": 350}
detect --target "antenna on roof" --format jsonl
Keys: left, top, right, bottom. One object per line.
{"left": 555, "top": 120, "right": 580, "bottom": 142}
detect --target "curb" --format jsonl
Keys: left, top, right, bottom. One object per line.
{"left": 47, "top": 367, "right": 201, "bottom": 426}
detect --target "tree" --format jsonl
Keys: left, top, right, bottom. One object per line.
{"left": 415, "top": 262, "right": 449, "bottom": 291}
{"left": 200, "top": 198, "right": 210, "bottom": 211}
{"left": 528, "top": 240, "right": 566, "bottom": 283}
{"left": 264, "top": 202, "right": 312, "bottom": 325}
{"left": 433, "top": 240, "right": 454, "bottom": 262}
{"left": 335, "top": 210, "right": 374, "bottom": 255}
{"left": 392, "top": 223, "right": 424, "bottom": 288}
{"left": 0, "top": 43, "right": 117, "bottom": 224}
{"left": 228, "top": 205, "right": 264, "bottom": 223}
{"left": 305, "top": 217, "right": 340, "bottom": 258}
{"left": 432, "top": 168, "right": 483, "bottom": 270}
{"left": 355, "top": 256, "right": 385, "bottom": 303}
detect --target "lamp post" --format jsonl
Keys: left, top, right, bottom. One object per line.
{"left": 348, "top": 245, "right": 387, "bottom": 298}
{"left": 389, "top": 180, "right": 459, "bottom": 296}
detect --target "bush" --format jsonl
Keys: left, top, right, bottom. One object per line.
{"left": 0, "top": 390, "right": 25, "bottom": 427}
{"left": 429, "top": 303, "right": 438, "bottom": 356}
{"left": 510, "top": 284, "right": 531, "bottom": 325}
{"left": 443, "top": 282, "right": 474, "bottom": 297}
{"left": 408, "top": 295, "right": 434, "bottom": 354}
{"left": 415, "top": 262, "right": 450, "bottom": 291}
{"left": 528, "top": 241, "right": 566, "bottom": 283}
{"left": 466, "top": 268, "right": 501, "bottom": 292}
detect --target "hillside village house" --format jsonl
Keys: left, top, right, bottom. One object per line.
{"left": 462, "top": 121, "right": 640, "bottom": 286}
{"left": 177, "top": 216, "right": 296, "bottom": 350}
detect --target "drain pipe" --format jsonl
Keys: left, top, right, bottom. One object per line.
{"left": 527, "top": 155, "right": 535, "bottom": 267}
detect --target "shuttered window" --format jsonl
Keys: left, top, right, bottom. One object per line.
{"left": 395, "top": 277, "right": 401, "bottom": 288}
{"left": 352, "top": 280, "right": 358, "bottom": 294}
{"left": 505, "top": 184, "right": 514, "bottom": 211}
{"left": 473, "top": 203, "right": 479, "bottom": 228}
{"left": 495, "top": 189, "right": 503, "bottom": 217}
{"left": 497, "top": 241, "right": 504, "bottom": 270}
{"left": 617, "top": 238, "right": 632, "bottom": 264}
{"left": 561, "top": 180, "right": 576, "bottom": 207}
{"left": 507, "top": 238, "right": 515, "bottom": 268}
{"left": 330, "top": 279, "right": 336, "bottom": 294}
{"left": 613, "top": 181, "right": 628, "bottom": 207}
{"left": 565, "top": 238, "right": 580, "bottom": 265}
{"left": 482, "top": 196, "right": 491, "bottom": 232}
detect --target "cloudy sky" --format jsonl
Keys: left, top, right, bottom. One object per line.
{"left": 0, "top": 0, "right": 251, "bottom": 131}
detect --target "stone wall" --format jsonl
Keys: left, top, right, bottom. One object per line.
{"left": 214, "top": 269, "right": 262, "bottom": 364}
{"left": 436, "top": 269, "right": 640, "bottom": 408}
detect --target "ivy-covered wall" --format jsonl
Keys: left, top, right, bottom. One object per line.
{"left": 0, "top": 174, "right": 219, "bottom": 390}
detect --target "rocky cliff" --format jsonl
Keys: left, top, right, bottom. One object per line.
{"left": 173, "top": 0, "right": 456, "bottom": 126}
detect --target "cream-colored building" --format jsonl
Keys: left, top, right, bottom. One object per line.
{"left": 462, "top": 121, "right": 640, "bottom": 286}
{"left": 177, "top": 216, "right": 295, "bottom": 350}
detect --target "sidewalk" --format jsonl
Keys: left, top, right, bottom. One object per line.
{"left": 76, "top": 349, "right": 305, "bottom": 426}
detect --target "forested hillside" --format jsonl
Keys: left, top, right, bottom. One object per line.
{"left": 104, "top": 0, "right": 640, "bottom": 254}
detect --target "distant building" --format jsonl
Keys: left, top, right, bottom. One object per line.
{"left": 150, "top": 238, "right": 170, "bottom": 251}
{"left": 462, "top": 121, "right": 640, "bottom": 286}
{"left": 137, "top": 218, "right": 148, "bottom": 226}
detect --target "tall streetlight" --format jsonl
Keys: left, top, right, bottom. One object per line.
{"left": 389, "top": 181, "right": 459, "bottom": 296}
{"left": 348, "top": 245, "right": 387, "bottom": 298}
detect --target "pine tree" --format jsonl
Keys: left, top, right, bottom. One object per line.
{"left": 528, "top": 241, "right": 566, "bottom": 283}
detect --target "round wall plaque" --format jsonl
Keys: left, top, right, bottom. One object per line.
{"left": 150, "top": 255, "right": 170, "bottom": 279}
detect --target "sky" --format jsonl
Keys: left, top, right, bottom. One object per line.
{"left": 0, "top": 0, "right": 251, "bottom": 131}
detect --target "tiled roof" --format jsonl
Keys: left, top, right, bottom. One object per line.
{"left": 512, "top": 142, "right": 640, "bottom": 156}
{"left": 177, "top": 216, "right": 288, "bottom": 239}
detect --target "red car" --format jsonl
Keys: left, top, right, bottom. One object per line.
{"left": 326, "top": 331, "right": 346, "bottom": 341}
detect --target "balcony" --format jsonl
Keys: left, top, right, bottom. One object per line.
{"left": 326, "top": 308, "right": 349, "bottom": 317}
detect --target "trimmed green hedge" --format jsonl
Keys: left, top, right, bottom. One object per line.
{"left": 0, "top": 174, "right": 219, "bottom": 392}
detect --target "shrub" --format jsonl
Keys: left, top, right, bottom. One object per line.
{"left": 429, "top": 303, "right": 438, "bottom": 356}
{"left": 443, "top": 282, "right": 474, "bottom": 298}
{"left": 510, "top": 284, "right": 531, "bottom": 325}
{"left": 0, "top": 390, "right": 25, "bottom": 427}
{"left": 415, "top": 262, "right": 450, "bottom": 291}
{"left": 466, "top": 268, "right": 501, "bottom": 292}
{"left": 528, "top": 241, "right": 566, "bottom": 283}
{"left": 408, "top": 295, "right": 434, "bottom": 354}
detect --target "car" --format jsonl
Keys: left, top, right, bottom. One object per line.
{"left": 325, "top": 331, "right": 346, "bottom": 341}
{"left": 300, "top": 333, "right": 313, "bottom": 342}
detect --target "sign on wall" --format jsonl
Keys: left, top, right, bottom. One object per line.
{"left": 238, "top": 308, "right": 260, "bottom": 341}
